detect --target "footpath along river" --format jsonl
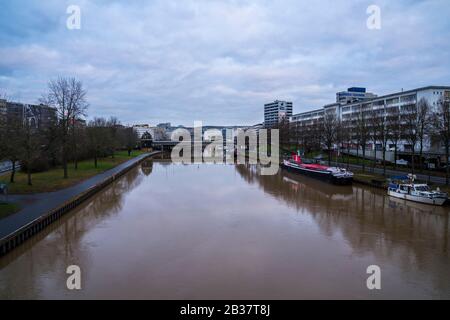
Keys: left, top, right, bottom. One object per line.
{"left": 0, "top": 157, "right": 449, "bottom": 299}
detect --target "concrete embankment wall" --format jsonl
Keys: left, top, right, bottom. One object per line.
{"left": 0, "top": 152, "right": 160, "bottom": 257}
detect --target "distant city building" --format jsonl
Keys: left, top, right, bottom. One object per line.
{"left": 157, "top": 122, "right": 171, "bottom": 130}
{"left": 133, "top": 124, "right": 153, "bottom": 140}
{"left": 336, "top": 87, "right": 376, "bottom": 104}
{"left": 0, "top": 99, "right": 56, "bottom": 129}
{"left": 264, "top": 100, "right": 293, "bottom": 127}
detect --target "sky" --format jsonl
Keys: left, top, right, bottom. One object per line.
{"left": 0, "top": 0, "right": 449, "bottom": 126}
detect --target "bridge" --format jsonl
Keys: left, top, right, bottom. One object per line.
{"left": 151, "top": 140, "right": 232, "bottom": 151}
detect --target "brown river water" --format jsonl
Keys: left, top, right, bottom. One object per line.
{"left": 0, "top": 157, "right": 449, "bottom": 299}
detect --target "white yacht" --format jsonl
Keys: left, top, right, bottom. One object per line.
{"left": 388, "top": 175, "right": 448, "bottom": 206}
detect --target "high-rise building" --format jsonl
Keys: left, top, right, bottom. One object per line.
{"left": 264, "top": 100, "right": 293, "bottom": 127}
{"left": 336, "top": 87, "right": 377, "bottom": 104}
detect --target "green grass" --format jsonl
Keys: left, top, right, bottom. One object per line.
{"left": 353, "top": 171, "right": 388, "bottom": 186}
{"left": 352, "top": 171, "right": 450, "bottom": 193}
{"left": 0, "top": 150, "right": 145, "bottom": 194}
{"left": 0, "top": 202, "right": 20, "bottom": 219}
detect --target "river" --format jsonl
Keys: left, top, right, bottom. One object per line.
{"left": 0, "top": 157, "right": 449, "bottom": 299}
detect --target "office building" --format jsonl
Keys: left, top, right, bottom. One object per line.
{"left": 0, "top": 99, "right": 56, "bottom": 129}
{"left": 290, "top": 86, "right": 450, "bottom": 163}
{"left": 264, "top": 100, "right": 293, "bottom": 127}
{"left": 336, "top": 87, "right": 376, "bottom": 104}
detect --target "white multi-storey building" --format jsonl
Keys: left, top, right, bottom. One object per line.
{"left": 290, "top": 86, "right": 450, "bottom": 164}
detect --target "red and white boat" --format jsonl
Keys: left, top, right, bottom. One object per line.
{"left": 282, "top": 153, "right": 353, "bottom": 185}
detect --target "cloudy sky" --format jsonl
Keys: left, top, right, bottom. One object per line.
{"left": 0, "top": 0, "right": 449, "bottom": 126}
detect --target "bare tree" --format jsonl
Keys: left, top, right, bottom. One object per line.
{"left": 107, "top": 116, "right": 121, "bottom": 158}
{"left": 387, "top": 107, "right": 402, "bottom": 170}
{"left": 0, "top": 97, "right": 8, "bottom": 162}
{"left": 335, "top": 118, "right": 344, "bottom": 165}
{"left": 354, "top": 106, "right": 370, "bottom": 172}
{"left": 20, "top": 118, "right": 43, "bottom": 186}
{"left": 368, "top": 109, "right": 379, "bottom": 171}
{"left": 340, "top": 118, "right": 352, "bottom": 169}
{"left": 371, "top": 108, "right": 389, "bottom": 175}
{"left": 70, "top": 118, "right": 86, "bottom": 170}
{"left": 416, "top": 98, "right": 431, "bottom": 172}
{"left": 293, "top": 121, "right": 301, "bottom": 151}
{"left": 432, "top": 96, "right": 450, "bottom": 185}
{"left": 323, "top": 111, "right": 337, "bottom": 165}
{"left": 276, "top": 118, "right": 291, "bottom": 150}
{"left": 86, "top": 117, "right": 110, "bottom": 168}
{"left": 3, "top": 116, "right": 22, "bottom": 183}
{"left": 121, "top": 127, "right": 138, "bottom": 156}
{"left": 41, "top": 77, "right": 88, "bottom": 178}
{"left": 313, "top": 119, "right": 324, "bottom": 155}
{"left": 403, "top": 103, "right": 419, "bottom": 174}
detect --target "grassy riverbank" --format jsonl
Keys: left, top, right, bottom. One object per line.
{"left": 0, "top": 150, "right": 145, "bottom": 194}
{"left": 0, "top": 202, "right": 20, "bottom": 219}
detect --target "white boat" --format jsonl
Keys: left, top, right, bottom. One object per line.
{"left": 387, "top": 175, "right": 448, "bottom": 206}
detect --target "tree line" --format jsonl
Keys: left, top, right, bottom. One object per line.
{"left": 277, "top": 96, "right": 450, "bottom": 184}
{"left": 0, "top": 77, "right": 138, "bottom": 186}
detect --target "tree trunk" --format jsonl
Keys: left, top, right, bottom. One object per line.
{"left": 328, "top": 147, "right": 331, "bottom": 166}
{"left": 373, "top": 143, "right": 377, "bottom": 173}
{"left": 63, "top": 144, "right": 68, "bottom": 179}
{"left": 73, "top": 123, "right": 78, "bottom": 170}
{"left": 411, "top": 149, "right": 415, "bottom": 174}
{"left": 393, "top": 144, "right": 397, "bottom": 170}
{"left": 419, "top": 141, "right": 423, "bottom": 173}
{"left": 362, "top": 145, "right": 366, "bottom": 172}
{"left": 74, "top": 140, "right": 78, "bottom": 170}
{"left": 128, "top": 149, "right": 131, "bottom": 156}
{"left": 346, "top": 144, "right": 350, "bottom": 170}
{"left": 27, "top": 166, "right": 32, "bottom": 186}
{"left": 446, "top": 144, "right": 449, "bottom": 186}
{"left": 382, "top": 144, "right": 386, "bottom": 176}
{"left": 356, "top": 144, "right": 359, "bottom": 166}
{"left": 94, "top": 152, "right": 98, "bottom": 168}
{"left": 10, "top": 160, "right": 16, "bottom": 183}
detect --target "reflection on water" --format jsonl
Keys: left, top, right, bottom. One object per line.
{"left": 0, "top": 160, "right": 449, "bottom": 299}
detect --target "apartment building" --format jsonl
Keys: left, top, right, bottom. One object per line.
{"left": 336, "top": 87, "right": 377, "bottom": 104}
{"left": 290, "top": 86, "right": 450, "bottom": 163}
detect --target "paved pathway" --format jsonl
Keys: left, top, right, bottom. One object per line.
{"left": 0, "top": 152, "right": 159, "bottom": 240}
{"left": 321, "top": 160, "right": 448, "bottom": 184}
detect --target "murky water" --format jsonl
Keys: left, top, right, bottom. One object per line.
{"left": 1, "top": 158, "right": 449, "bottom": 299}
